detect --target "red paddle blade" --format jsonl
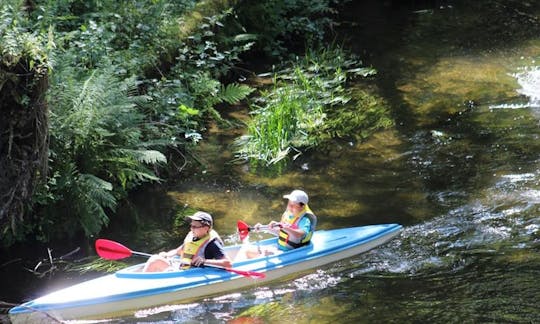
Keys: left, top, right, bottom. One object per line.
{"left": 95, "top": 239, "right": 133, "bottom": 260}
{"left": 237, "top": 220, "right": 251, "bottom": 240}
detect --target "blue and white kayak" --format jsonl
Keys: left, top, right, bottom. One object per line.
{"left": 9, "top": 224, "right": 402, "bottom": 322}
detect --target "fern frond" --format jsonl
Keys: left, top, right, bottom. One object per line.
{"left": 129, "top": 170, "right": 161, "bottom": 182}
{"left": 217, "top": 83, "right": 254, "bottom": 104}
{"left": 108, "top": 148, "right": 166, "bottom": 165}
{"left": 134, "top": 149, "right": 167, "bottom": 164}
{"left": 79, "top": 173, "right": 116, "bottom": 209}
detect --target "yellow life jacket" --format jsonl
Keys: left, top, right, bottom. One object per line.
{"left": 180, "top": 229, "right": 222, "bottom": 269}
{"left": 278, "top": 205, "right": 317, "bottom": 251}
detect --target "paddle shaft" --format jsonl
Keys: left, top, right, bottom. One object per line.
{"left": 132, "top": 251, "right": 153, "bottom": 258}
{"left": 237, "top": 220, "right": 283, "bottom": 240}
{"left": 252, "top": 223, "right": 283, "bottom": 230}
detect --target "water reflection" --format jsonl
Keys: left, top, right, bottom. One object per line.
{"left": 109, "top": 270, "right": 343, "bottom": 323}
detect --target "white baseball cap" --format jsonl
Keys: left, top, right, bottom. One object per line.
{"left": 283, "top": 190, "right": 308, "bottom": 204}
{"left": 187, "top": 211, "right": 213, "bottom": 226}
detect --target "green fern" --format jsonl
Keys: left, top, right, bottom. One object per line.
{"left": 78, "top": 173, "right": 115, "bottom": 235}
{"left": 217, "top": 83, "right": 254, "bottom": 104}
{"left": 36, "top": 65, "right": 168, "bottom": 240}
{"left": 34, "top": 165, "right": 115, "bottom": 240}
{"left": 103, "top": 148, "right": 166, "bottom": 188}
{"left": 133, "top": 149, "right": 167, "bottom": 164}
{"left": 79, "top": 174, "right": 115, "bottom": 208}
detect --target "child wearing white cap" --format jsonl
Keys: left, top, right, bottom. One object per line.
{"left": 252, "top": 189, "right": 317, "bottom": 254}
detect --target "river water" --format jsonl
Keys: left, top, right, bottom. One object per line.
{"left": 3, "top": 1, "right": 540, "bottom": 323}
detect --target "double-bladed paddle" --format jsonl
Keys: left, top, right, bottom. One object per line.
{"left": 95, "top": 238, "right": 265, "bottom": 279}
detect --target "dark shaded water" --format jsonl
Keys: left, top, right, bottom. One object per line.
{"left": 2, "top": 1, "right": 540, "bottom": 323}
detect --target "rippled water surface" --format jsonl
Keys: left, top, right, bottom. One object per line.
{"left": 4, "top": 1, "right": 540, "bottom": 323}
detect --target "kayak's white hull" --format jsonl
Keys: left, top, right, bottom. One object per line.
{"left": 10, "top": 224, "right": 402, "bottom": 322}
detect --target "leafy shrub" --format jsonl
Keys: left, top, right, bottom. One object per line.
{"left": 235, "top": 0, "right": 339, "bottom": 58}
{"left": 33, "top": 67, "right": 166, "bottom": 241}
{"left": 142, "top": 10, "right": 255, "bottom": 142}
{"left": 1, "top": 0, "right": 344, "bottom": 246}
{"left": 26, "top": 2, "right": 254, "bottom": 242}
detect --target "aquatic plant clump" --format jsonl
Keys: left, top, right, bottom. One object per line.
{"left": 236, "top": 47, "right": 386, "bottom": 165}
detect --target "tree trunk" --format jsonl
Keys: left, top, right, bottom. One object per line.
{"left": 0, "top": 59, "right": 49, "bottom": 240}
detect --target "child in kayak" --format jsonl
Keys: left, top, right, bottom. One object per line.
{"left": 143, "top": 211, "right": 232, "bottom": 272}
{"left": 243, "top": 189, "right": 317, "bottom": 259}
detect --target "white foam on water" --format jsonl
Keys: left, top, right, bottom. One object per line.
{"left": 500, "top": 173, "right": 536, "bottom": 182}
{"left": 514, "top": 66, "right": 540, "bottom": 103}
{"left": 488, "top": 103, "right": 535, "bottom": 109}
{"left": 490, "top": 67, "right": 540, "bottom": 109}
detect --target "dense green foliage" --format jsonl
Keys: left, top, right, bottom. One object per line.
{"left": 235, "top": 0, "right": 340, "bottom": 58}
{"left": 1, "top": 0, "right": 389, "bottom": 247}
{"left": 1, "top": 0, "right": 255, "bottom": 246}
{"left": 235, "top": 46, "right": 389, "bottom": 165}
{"left": 34, "top": 68, "right": 167, "bottom": 241}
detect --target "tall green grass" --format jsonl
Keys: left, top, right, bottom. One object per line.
{"left": 236, "top": 46, "right": 381, "bottom": 166}
{"left": 240, "top": 68, "right": 326, "bottom": 164}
